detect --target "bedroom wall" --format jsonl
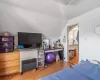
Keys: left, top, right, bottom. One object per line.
{"left": 67, "top": 7, "right": 100, "bottom": 61}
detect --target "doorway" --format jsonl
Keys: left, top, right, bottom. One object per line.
{"left": 67, "top": 24, "right": 79, "bottom": 64}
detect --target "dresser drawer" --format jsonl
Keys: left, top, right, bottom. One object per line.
{"left": 0, "top": 51, "right": 19, "bottom": 62}
{"left": 0, "top": 36, "right": 14, "bottom": 42}
{"left": 0, "top": 60, "right": 20, "bottom": 69}
{"left": 0, "top": 66, "right": 20, "bottom": 76}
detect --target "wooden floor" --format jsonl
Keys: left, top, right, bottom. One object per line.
{"left": 0, "top": 61, "right": 70, "bottom": 80}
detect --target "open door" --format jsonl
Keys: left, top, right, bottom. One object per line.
{"left": 67, "top": 24, "right": 79, "bottom": 64}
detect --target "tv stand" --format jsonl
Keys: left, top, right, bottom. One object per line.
{"left": 19, "top": 49, "right": 38, "bottom": 73}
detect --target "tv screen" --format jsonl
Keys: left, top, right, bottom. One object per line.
{"left": 18, "top": 32, "right": 42, "bottom": 46}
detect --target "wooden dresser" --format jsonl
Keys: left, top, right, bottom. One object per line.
{"left": 0, "top": 51, "right": 20, "bottom": 76}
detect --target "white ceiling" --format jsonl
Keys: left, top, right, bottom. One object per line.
{"left": 0, "top": 0, "right": 100, "bottom": 39}
{"left": 0, "top": 0, "right": 66, "bottom": 19}
{"left": 64, "top": 0, "right": 100, "bottom": 19}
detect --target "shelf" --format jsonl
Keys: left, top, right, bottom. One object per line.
{"left": 38, "top": 59, "right": 44, "bottom": 61}
{"left": 37, "top": 50, "right": 45, "bottom": 68}
{"left": 38, "top": 60, "right": 44, "bottom": 62}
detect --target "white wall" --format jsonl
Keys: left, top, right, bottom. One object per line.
{"left": 60, "top": 26, "right": 68, "bottom": 61}
{"left": 67, "top": 7, "right": 100, "bottom": 61}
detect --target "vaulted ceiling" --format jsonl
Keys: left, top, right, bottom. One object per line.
{"left": 0, "top": 0, "right": 100, "bottom": 39}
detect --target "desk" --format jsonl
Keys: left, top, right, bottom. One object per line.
{"left": 44, "top": 48, "right": 64, "bottom": 60}
{"left": 37, "top": 49, "right": 64, "bottom": 68}
{"left": 45, "top": 49, "right": 63, "bottom": 53}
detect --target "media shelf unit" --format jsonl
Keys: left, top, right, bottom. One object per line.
{"left": 37, "top": 50, "right": 45, "bottom": 68}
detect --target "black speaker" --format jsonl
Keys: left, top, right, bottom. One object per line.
{"left": 21, "top": 58, "right": 37, "bottom": 74}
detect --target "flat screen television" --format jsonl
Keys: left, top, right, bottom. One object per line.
{"left": 18, "top": 32, "right": 42, "bottom": 48}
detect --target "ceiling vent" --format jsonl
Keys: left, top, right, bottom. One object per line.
{"left": 54, "top": 0, "right": 72, "bottom": 5}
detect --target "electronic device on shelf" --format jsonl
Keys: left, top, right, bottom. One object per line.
{"left": 21, "top": 58, "right": 37, "bottom": 74}
{"left": 0, "top": 36, "right": 14, "bottom": 53}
